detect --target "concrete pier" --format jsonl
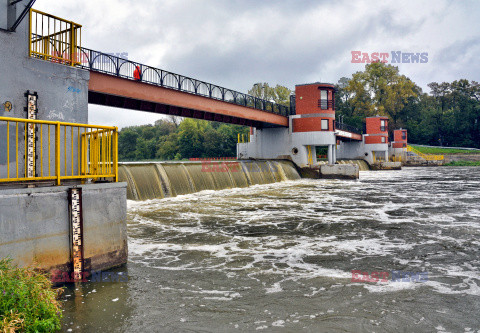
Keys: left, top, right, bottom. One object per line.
{"left": 0, "top": 183, "right": 128, "bottom": 272}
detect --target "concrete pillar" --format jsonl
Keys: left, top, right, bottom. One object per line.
{"left": 333, "top": 144, "right": 337, "bottom": 164}
{"left": 385, "top": 150, "right": 388, "bottom": 162}
{"left": 328, "top": 145, "right": 334, "bottom": 165}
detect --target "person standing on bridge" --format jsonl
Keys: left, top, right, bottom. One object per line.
{"left": 133, "top": 65, "right": 141, "bottom": 81}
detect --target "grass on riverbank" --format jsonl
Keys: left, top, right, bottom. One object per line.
{"left": 410, "top": 145, "right": 480, "bottom": 155}
{"left": 444, "top": 160, "right": 480, "bottom": 166}
{"left": 0, "top": 259, "right": 63, "bottom": 332}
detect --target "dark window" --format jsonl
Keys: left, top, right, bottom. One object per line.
{"left": 402, "top": 131, "right": 406, "bottom": 140}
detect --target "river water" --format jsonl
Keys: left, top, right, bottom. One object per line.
{"left": 60, "top": 167, "right": 480, "bottom": 332}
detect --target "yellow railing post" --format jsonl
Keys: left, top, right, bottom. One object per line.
{"left": 113, "top": 128, "right": 118, "bottom": 182}
{"left": 69, "top": 23, "right": 74, "bottom": 66}
{"left": 56, "top": 122, "right": 61, "bottom": 185}
{"left": 6, "top": 121, "right": 10, "bottom": 178}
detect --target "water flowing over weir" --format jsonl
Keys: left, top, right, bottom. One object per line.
{"left": 119, "top": 160, "right": 301, "bottom": 200}
{"left": 338, "top": 159, "right": 370, "bottom": 171}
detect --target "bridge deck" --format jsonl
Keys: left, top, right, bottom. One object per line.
{"left": 88, "top": 72, "right": 289, "bottom": 127}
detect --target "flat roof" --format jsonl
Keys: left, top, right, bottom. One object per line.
{"left": 295, "top": 82, "right": 334, "bottom": 87}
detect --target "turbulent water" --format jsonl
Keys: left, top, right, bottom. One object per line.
{"left": 61, "top": 167, "right": 480, "bottom": 332}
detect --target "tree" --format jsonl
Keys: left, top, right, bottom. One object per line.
{"left": 248, "top": 82, "right": 293, "bottom": 106}
{"left": 346, "top": 63, "right": 418, "bottom": 128}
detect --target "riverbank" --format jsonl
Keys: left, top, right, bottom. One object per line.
{"left": 444, "top": 160, "right": 480, "bottom": 166}
{"left": 0, "top": 259, "right": 63, "bottom": 332}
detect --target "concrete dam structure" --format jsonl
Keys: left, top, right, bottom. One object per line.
{"left": 119, "top": 159, "right": 371, "bottom": 201}
{"left": 119, "top": 160, "right": 301, "bottom": 201}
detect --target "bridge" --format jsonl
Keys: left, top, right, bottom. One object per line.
{"left": 81, "top": 48, "right": 291, "bottom": 128}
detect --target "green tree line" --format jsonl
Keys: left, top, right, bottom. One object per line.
{"left": 118, "top": 118, "right": 249, "bottom": 161}
{"left": 335, "top": 62, "right": 480, "bottom": 148}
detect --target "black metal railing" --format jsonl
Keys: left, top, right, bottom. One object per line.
{"left": 77, "top": 47, "right": 292, "bottom": 117}
{"left": 318, "top": 99, "right": 334, "bottom": 110}
{"left": 335, "top": 121, "right": 362, "bottom": 135}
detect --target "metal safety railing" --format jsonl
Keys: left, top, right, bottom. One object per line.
{"left": 29, "top": 9, "right": 82, "bottom": 66}
{"left": 237, "top": 133, "right": 250, "bottom": 143}
{"left": 0, "top": 116, "right": 118, "bottom": 185}
{"left": 407, "top": 145, "right": 444, "bottom": 161}
{"left": 77, "top": 47, "right": 292, "bottom": 117}
{"left": 390, "top": 155, "right": 403, "bottom": 162}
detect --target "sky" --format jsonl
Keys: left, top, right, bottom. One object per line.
{"left": 34, "top": 0, "right": 480, "bottom": 129}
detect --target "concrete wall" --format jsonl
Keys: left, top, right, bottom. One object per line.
{"left": 0, "top": 10, "right": 89, "bottom": 178}
{"left": 0, "top": 11, "right": 89, "bottom": 122}
{"left": 337, "top": 140, "right": 389, "bottom": 165}
{"left": 0, "top": 0, "right": 7, "bottom": 30}
{"left": 237, "top": 119, "right": 336, "bottom": 167}
{"left": 0, "top": 183, "right": 127, "bottom": 272}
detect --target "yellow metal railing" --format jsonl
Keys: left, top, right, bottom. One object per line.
{"left": 390, "top": 155, "right": 403, "bottom": 162}
{"left": 0, "top": 117, "right": 118, "bottom": 185}
{"left": 29, "top": 9, "right": 82, "bottom": 66}
{"left": 407, "top": 145, "right": 444, "bottom": 161}
{"left": 237, "top": 133, "right": 250, "bottom": 143}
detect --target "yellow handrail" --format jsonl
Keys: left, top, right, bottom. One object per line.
{"left": 407, "top": 145, "right": 444, "bottom": 161}
{"left": 0, "top": 116, "right": 117, "bottom": 185}
{"left": 29, "top": 9, "right": 82, "bottom": 66}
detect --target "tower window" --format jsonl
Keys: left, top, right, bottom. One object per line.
{"left": 320, "top": 90, "right": 328, "bottom": 109}
{"left": 380, "top": 120, "right": 386, "bottom": 132}
{"left": 321, "top": 119, "right": 329, "bottom": 130}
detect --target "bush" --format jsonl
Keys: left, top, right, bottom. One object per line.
{"left": 0, "top": 259, "right": 62, "bottom": 332}
{"left": 444, "top": 160, "right": 480, "bottom": 166}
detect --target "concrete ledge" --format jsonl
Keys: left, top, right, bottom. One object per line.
{"left": 0, "top": 182, "right": 127, "bottom": 273}
{"left": 320, "top": 164, "right": 359, "bottom": 179}
{"left": 370, "top": 162, "right": 402, "bottom": 170}
{"left": 298, "top": 166, "right": 321, "bottom": 179}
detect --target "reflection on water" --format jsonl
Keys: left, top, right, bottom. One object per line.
{"left": 61, "top": 167, "right": 480, "bottom": 332}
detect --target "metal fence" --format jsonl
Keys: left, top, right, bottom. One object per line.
{"left": 29, "top": 9, "right": 82, "bottom": 66}
{"left": 77, "top": 47, "right": 293, "bottom": 117}
{"left": 0, "top": 116, "right": 118, "bottom": 185}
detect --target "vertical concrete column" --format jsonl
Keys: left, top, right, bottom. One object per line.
{"left": 333, "top": 144, "right": 337, "bottom": 164}
{"left": 328, "top": 145, "right": 334, "bottom": 165}
{"left": 384, "top": 150, "right": 388, "bottom": 162}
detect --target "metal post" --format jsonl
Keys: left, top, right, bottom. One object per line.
{"left": 56, "top": 122, "right": 61, "bottom": 185}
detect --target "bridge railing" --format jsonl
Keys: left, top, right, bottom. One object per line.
{"left": 0, "top": 116, "right": 118, "bottom": 186}
{"left": 77, "top": 47, "right": 293, "bottom": 117}
{"left": 335, "top": 121, "right": 362, "bottom": 135}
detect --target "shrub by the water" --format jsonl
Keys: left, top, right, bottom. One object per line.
{"left": 0, "top": 259, "right": 62, "bottom": 332}
{"left": 444, "top": 160, "right": 480, "bottom": 166}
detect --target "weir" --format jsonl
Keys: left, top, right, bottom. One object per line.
{"left": 119, "top": 160, "right": 301, "bottom": 201}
